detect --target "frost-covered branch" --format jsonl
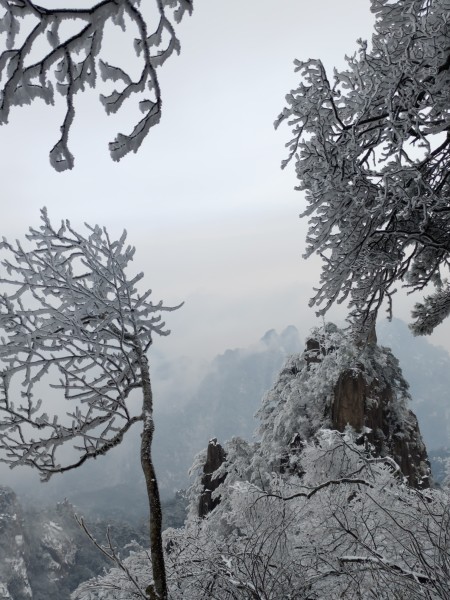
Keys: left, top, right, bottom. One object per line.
{"left": 338, "top": 555, "right": 432, "bottom": 586}
{"left": 0, "top": 207, "right": 178, "bottom": 479}
{"left": 261, "top": 476, "right": 374, "bottom": 502}
{"left": 277, "top": 0, "right": 450, "bottom": 338}
{"left": 410, "top": 281, "right": 450, "bottom": 335}
{"left": 0, "top": 0, "right": 193, "bottom": 170}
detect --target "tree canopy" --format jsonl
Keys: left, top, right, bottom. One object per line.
{"left": 0, "top": 209, "right": 180, "bottom": 598}
{"left": 277, "top": 0, "right": 450, "bottom": 337}
{"left": 0, "top": 0, "right": 193, "bottom": 171}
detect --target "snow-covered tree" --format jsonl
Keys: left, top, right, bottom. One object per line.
{"left": 0, "top": 0, "right": 193, "bottom": 171}
{"left": 277, "top": 0, "right": 450, "bottom": 338}
{"left": 158, "top": 429, "right": 448, "bottom": 599}
{"left": 0, "top": 208, "right": 181, "bottom": 599}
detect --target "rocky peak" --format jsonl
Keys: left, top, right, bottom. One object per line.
{"left": 314, "top": 325, "right": 430, "bottom": 489}
{"left": 257, "top": 324, "right": 431, "bottom": 489}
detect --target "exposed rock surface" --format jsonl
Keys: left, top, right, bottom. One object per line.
{"left": 300, "top": 329, "right": 431, "bottom": 488}
{"left": 304, "top": 327, "right": 431, "bottom": 489}
{"left": 198, "top": 439, "right": 226, "bottom": 518}
{"left": 332, "top": 367, "right": 430, "bottom": 488}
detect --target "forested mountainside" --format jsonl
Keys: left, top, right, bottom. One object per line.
{"left": 0, "top": 487, "right": 143, "bottom": 600}
{"left": 0, "top": 487, "right": 187, "bottom": 600}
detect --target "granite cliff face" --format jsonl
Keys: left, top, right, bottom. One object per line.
{"left": 309, "top": 329, "right": 430, "bottom": 488}
{"left": 198, "top": 439, "right": 227, "bottom": 518}
{"left": 331, "top": 366, "right": 429, "bottom": 488}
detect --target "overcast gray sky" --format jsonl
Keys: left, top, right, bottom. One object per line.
{"left": 1, "top": 0, "right": 449, "bottom": 363}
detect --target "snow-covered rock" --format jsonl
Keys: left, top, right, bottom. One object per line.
{"left": 0, "top": 487, "right": 32, "bottom": 600}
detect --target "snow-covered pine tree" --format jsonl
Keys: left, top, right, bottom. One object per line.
{"left": 277, "top": 0, "right": 450, "bottom": 338}
{"left": 0, "top": 0, "right": 193, "bottom": 170}
{"left": 0, "top": 209, "right": 181, "bottom": 599}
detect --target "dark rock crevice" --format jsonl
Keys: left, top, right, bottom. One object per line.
{"left": 198, "top": 439, "right": 226, "bottom": 518}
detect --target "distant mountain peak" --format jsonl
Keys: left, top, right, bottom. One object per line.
{"left": 260, "top": 325, "right": 301, "bottom": 354}
{"left": 261, "top": 328, "right": 278, "bottom": 345}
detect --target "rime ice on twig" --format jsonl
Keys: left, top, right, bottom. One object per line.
{"left": 0, "top": 207, "right": 179, "bottom": 479}
{"left": 0, "top": 0, "right": 193, "bottom": 170}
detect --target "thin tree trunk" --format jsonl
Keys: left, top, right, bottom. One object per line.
{"left": 138, "top": 351, "right": 167, "bottom": 600}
